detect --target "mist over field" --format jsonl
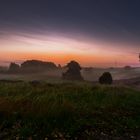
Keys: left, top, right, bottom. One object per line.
{"left": 1, "top": 63, "right": 140, "bottom": 81}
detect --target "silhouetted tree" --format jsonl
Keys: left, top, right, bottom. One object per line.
{"left": 8, "top": 63, "right": 20, "bottom": 73}
{"left": 58, "top": 64, "right": 62, "bottom": 69}
{"left": 62, "top": 61, "right": 83, "bottom": 80}
{"left": 124, "top": 65, "right": 132, "bottom": 70}
{"left": 20, "top": 60, "right": 57, "bottom": 73}
{"left": 99, "top": 72, "right": 113, "bottom": 84}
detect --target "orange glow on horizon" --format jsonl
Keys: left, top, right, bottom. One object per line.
{"left": 0, "top": 32, "right": 139, "bottom": 67}
{"left": 0, "top": 50, "right": 137, "bottom": 67}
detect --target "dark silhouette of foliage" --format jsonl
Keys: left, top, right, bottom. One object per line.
{"left": 58, "top": 64, "right": 62, "bottom": 69}
{"left": 62, "top": 61, "right": 83, "bottom": 80}
{"left": 99, "top": 72, "right": 113, "bottom": 84}
{"left": 20, "top": 60, "right": 57, "bottom": 73}
{"left": 124, "top": 65, "right": 132, "bottom": 70}
{"left": 8, "top": 63, "right": 20, "bottom": 73}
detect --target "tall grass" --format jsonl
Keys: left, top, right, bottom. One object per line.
{"left": 0, "top": 82, "right": 139, "bottom": 139}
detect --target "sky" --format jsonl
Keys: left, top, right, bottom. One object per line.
{"left": 0, "top": 0, "right": 140, "bottom": 67}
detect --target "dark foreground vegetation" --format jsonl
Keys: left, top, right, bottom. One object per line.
{"left": 0, "top": 82, "right": 139, "bottom": 139}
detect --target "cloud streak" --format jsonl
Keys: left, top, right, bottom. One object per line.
{"left": 0, "top": 29, "right": 139, "bottom": 67}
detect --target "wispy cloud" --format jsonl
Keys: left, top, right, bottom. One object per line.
{"left": 0, "top": 29, "right": 139, "bottom": 67}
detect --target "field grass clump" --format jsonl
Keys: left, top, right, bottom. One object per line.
{"left": 0, "top": 82, "right": 139, "bottom": 139}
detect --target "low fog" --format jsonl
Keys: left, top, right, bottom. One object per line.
{"left": 0, "top": 60, "right": 140, "bottom": 82}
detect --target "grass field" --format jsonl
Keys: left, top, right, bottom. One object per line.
{"left": 0, "top": 82, "right": 140, "bottom": 139}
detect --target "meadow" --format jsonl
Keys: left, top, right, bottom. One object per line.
{"left": 0, "top": 81, "right": 139, "bottom": 139}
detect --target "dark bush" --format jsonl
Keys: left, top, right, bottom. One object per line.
{"left": 62, "top": 61, "right": 83, "bottom": 80}
{"left": 124, "top": 65, "right": 132, "bottom": 70}
{"left": 99, "top": 72, "right": 113, "bottom": 85}
{"left": 8, "top": 62, "right": 20, "bottom": 73}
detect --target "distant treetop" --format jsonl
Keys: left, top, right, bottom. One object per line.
{"left": 66, "top": 60, "right": 81, "bottom": 71}
{"left": 62, "top": 60, "right": 83, "bottom": 80}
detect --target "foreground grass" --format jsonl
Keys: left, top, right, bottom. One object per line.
{"left": 0, "top": 82, "right": 139, "bottom": 139}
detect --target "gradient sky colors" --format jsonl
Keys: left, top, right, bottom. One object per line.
{"left": 0, "top": 0, "right": 140, "bottom": 67}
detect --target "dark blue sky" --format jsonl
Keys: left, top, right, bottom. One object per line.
{"left": 0, "top": 0, "right": 140, "bottom": 43}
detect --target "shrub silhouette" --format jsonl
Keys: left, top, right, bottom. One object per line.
{"left": 124, "top": 65, "right": 132, "bottom": 70}
{"left": 62, "top": 61, "right": 83, "bottom": 80}
{"left": 8, "top": 63, "right": 20, "bottom": 73}
{"left": 99, "top": 72, "right": 113, "bottom": 84}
